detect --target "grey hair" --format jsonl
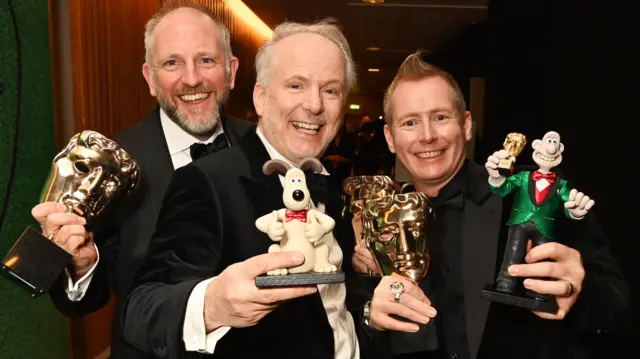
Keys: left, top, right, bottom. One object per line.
{"left": 143, "top": 1, "right": 233, "bottom": 75}
{"left": 255, "top": 18, "right": 357, "bottom": 92}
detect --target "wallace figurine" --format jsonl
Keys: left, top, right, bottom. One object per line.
{"left": 481, "top": 131, "right": 595, "bottom": 312}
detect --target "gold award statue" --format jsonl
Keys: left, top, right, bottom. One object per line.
{"left": 1, "top": 130, "right": 140, "bottom": 297}
{"left": 362, "top": 191, "right": 439, "bottom": 351}
{"left": 497, "top": 132, "right": 527, "bottom": 177}
{"left": 362, "top": 192, "right": 432, "bottom": 282}
{"left": 342, "top": 175, "right": 401, "bottom": 276}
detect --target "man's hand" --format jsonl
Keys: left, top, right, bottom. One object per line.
{"left": 32, "top": 202, "right": 97, "bottom": 280}
{"left": 485, "top": 149, "right": 513, "bottom": 184}
{"left": 203, "top": 251, "right": 318, "bottom": 332}
{"left": 352, "top": 244, "right": 379, "bottom": 274}
{"left": 564, "top": 189, "right": 595, "bottom": 219}
{"left": 508, "top": 241, "right": 585, "bottom": 320}
{"left": 369, "top": 273, "right": 436, "bottom": 332}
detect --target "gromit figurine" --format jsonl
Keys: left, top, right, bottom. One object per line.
{"left": 483, "top": 131, "right": 594, "bottom": 310}
{"left": 255, "top": 158, "right": 336, "bottom": 276}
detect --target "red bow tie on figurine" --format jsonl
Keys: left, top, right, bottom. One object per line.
{"left": 285, "top": 209, "right": 307, "bottom": 223}
{"left": 532, "top": 171, "right": 556, "bottom": 183}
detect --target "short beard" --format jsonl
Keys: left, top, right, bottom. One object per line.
{"left": 153, "top": 73, "right": 231, "bottom": 137}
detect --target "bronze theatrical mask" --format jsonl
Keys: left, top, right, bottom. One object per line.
{"left": 362, "top": 192, "right": 432, "bottom": 282}
{"left": 498, "top": 132, "right": 527, "bottom": 177}
{"left": 41, "top": 130, "right": 140, "bottom": 224}
{"left": 1, "top": 130, "right": 140, "bottom": 296}
{"left": 342, "top": 175, "right": 402, "bottom": 243}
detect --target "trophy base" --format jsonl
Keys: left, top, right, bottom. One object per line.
{"left": 255, "top": 271, "right": 345, "bottom": 287}
{"left": 481, "top": 284, "right": 558, "bottom": 313}
{"left": 497, "top": 158, "right": 515, "bottom": 177}
{"left": 389, "top": 314, "right": 439, "bottom": 353}
{"left": 1, "top": 226, "right": 72, "bottom": 297}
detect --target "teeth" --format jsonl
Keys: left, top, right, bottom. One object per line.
{"left": 536, "top": 153, "right": 556, "bottom": 163}
{"left": 180, "top": 93, "right": 209, "bottom": 102}
{"left": 292, "top": 122, "right": 321, "bottom": 133}
{"left": 416, "top": 150, "right": 443, "bottom": 158}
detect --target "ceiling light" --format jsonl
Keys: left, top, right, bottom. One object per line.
{"left": 368, "top": 68, "right": 380, "bottom": 72}
{"left": 362, "top": 0, "right": 384, "bottom": 3}
{"left": 366, "top": 46, "right": 380, "bottom": 51}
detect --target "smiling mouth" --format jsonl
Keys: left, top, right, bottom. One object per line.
{"left": 179, "top": 93, "right": 210, "bottom": 103}
{"left": 536, "top": 152, "right": 558, "bottom": 163}
{"left": 416, "top": 150, "right": 444, "bottom": 159}
{"left": 292, "top": 121, "right": 322, "bottom": 134}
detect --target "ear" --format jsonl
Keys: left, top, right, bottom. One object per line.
{"left": 263, "top": 159, "right": 291, "bottom": 176}
{"left": 383, "top": 124, "right": 396, "bottom": 154}
{"left": 532, "top": 139, "right": 541, "bottom": 150}
{"left": 298, "top": 157, "right": 323, "bottom": 174}
{"left": 228, "top": 56, "right": 239, "bottom": 90}
{"left": 559, "top": 142, "right": 565, "bottom": 153}
{"left": 142, "top": 63, "right": 156, "bottom": 97}
{"left": 463, "top": 111, "right": 473, "bottom": 141}
{"left": 253, "top": 82, "right": 266, "bottom": 117}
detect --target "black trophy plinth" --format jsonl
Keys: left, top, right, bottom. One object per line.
{"left": 1, "top": 226, "right": 72, "bottom": 297}
{"left": 497, "top": 159, "right": 515, "bottom": 177}
{"left": 482, "top": 283, "right": 558, "bottom": 313}
{"left": 256, "top": 271, "right": 345, "bottom": 287}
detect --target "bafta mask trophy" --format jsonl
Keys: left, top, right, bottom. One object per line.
{"left": 342, "top": 175, "right": 401, "bottom": 275}
{"left": 363, "top": 192, "right": 438, "bottom": 352}
{"left": 1, "top": 130, "right": 140, "bottom": 297}
{"left": 497, "top": 132, "right": 527, "bottom": 177}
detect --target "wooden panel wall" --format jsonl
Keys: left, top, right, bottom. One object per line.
{"left": 69, "top": 0, "right": 160, "bottom": 139}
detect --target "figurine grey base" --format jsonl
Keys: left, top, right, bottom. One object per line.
{"left": 482, "top": 285, "right": 558, "bottom": 313}
{"left": 256, "top": 271, "right": 345, "bottom": 287}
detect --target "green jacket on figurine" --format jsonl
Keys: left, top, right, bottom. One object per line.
{"left": 489, "top": 171, "right": 573, "bottom": 240}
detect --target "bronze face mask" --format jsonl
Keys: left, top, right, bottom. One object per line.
{"left": 342, "top": 176, "right": 400, "bottom": 244}
{"left": 40, "top": 130, "right": 140, "bottom": 224}
{"left": 363, "top": 192, "right": 432, "bottom": 282}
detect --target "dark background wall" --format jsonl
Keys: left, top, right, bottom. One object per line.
{"left": 0, "top": 0, "right": 70, "bottom": 358}
{"left": 429, "top": 0, "right": 638, "bottom": 353}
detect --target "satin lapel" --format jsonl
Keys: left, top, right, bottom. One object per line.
{"left": 139, "top": 109, "right": 174, "bottom": 216}
{"left": 238, "top": 131, "right": 283, "bottom": 219}
{"left": 221, "top": 115, "right": 254, "bottom": 146}
{"left": 462, "top": 162, "right": 503, "bottom": 358}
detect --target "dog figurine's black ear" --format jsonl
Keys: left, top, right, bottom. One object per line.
{"left": 297, "top": 157, "right": 323, "bottom": 174}
{"left": 263, "top": 159, "right": 292, "bottom": 176}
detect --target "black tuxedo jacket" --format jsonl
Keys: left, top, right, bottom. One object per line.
{"left": 120, "top": 130, "right": 356, "bottom": 359}
{"left": 356, "top": 162, "right": 631, "bottom": 359}
{"left": 48, "top": 107, "right": 252, "bottom": 359}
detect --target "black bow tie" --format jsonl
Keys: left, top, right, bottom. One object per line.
{"left": 189, "top": 134, "right": 229, "bottom": 160}
{"left": 305, "top": 171, "right": 328, "bottom": 207}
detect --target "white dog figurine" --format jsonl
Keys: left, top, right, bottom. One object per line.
{"left": 255, "top": 158, "right": 337, "bottom": 276}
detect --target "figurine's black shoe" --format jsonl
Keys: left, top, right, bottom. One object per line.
{"left": 496, "top": 280, "right": 516, "bottom": 293}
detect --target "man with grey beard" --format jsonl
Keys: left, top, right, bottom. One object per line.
{"left": 30, "top": 1, "right": 251, "bottom": 358}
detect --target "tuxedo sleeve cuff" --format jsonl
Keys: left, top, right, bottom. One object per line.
{"left": 65, "top": 243, "right": 100, "bottom": 302}
{"left": 183, "top": 277, "right": 231, "bottom": 353}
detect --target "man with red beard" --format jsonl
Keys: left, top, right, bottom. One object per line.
{"left": 30, "top": 1, "right": 251, "bottom": 358}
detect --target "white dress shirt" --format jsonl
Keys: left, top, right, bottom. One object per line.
{"left": 182, "top": 127, "right": 360, "bottom": 358}
{"left": 64, "top": 108, "right": 224, "bottom": 299}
